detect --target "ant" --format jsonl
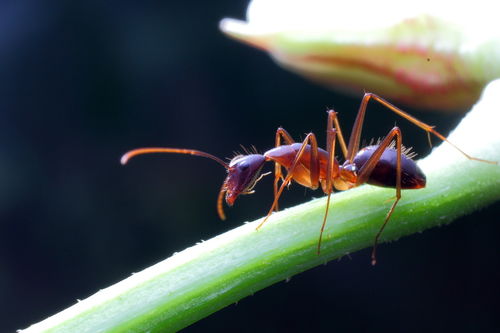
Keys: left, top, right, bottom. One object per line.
{"left": 121, "top": 93, "right": 496, "bottom": 265}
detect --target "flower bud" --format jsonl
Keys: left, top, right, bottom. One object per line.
{"left": 220, "top": 0, "right": 500, "bottom": 111}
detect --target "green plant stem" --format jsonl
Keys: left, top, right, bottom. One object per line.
{"left": 21, "top": 80, "right": 500, "bottom": 333}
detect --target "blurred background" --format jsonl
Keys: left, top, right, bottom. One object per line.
{"left": 1, "top": 1, "right": 498, "bottom": 332}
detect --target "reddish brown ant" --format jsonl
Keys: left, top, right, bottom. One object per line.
{"left": 121, "top": 93, "right": 496, "bottom": 265}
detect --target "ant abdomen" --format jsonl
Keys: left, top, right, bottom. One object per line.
{"left": 353, "top": 146, "right": 426, "bottom": 189}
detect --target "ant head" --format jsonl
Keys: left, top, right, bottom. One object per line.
{"left": 224, "top": 154, "right": 267, "bottom": 206}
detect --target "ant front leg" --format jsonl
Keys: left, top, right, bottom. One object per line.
{"left": 256, "top": 132, "right": 320, "bottom": 230}
{"left": 354, "top": 126, "right": 403, "bottom": 266}
{"left": 272, "top": 128, "right": 296, "bottom": 211}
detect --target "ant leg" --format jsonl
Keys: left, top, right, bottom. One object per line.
{"left": 275, "top": 127, "right": 295, "bottom": 145}
{"left": 256, "top": 132, "right": 320, "bottom": 230}
{"left": 316, "top": 112, "right": 340, "bottom": 254}
{"left": 326, "top": 110, "right": 348, "bottom": 160}
{"left": 354, "top": 127, "right": 403, "bottom": 265}
{"left": 346, "top": 93, "right": 497, "bottom": 164}
{"left": 273, "top": 128, "right": 296, "bottom": 211}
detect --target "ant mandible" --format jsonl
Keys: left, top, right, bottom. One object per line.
{"left": 121, "top": 93, "right": 496, "bottom": 265}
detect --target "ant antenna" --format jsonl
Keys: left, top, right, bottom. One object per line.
{"left": 121, "top": 147, "right": 230, "bottom": 220}
{"left": 120, "top": 147, "right": 229, "bottom": 169}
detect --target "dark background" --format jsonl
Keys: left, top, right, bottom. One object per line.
{"left": 1, "top": 1, "right": 499, "bottom": 332}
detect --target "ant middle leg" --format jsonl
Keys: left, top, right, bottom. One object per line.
{"left": 326, "top": 110, "right": 348, "bottom": 160}
{"left": 316, "top": 110, "right": 346, "bottom": 254}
